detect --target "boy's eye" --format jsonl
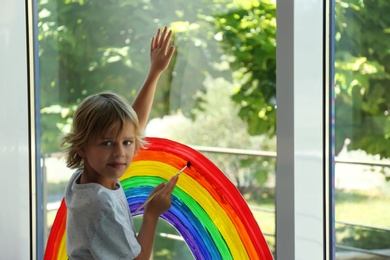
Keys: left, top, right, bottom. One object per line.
{"left": 123, "top": 140, "right": 133, "bottom": 146}
{"left": 102, "top": 141, "right": 113, "bottom": 146}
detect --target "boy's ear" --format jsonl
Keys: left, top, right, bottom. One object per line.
{"left": 77, "top": 148, "right": 86, "bottom": 158}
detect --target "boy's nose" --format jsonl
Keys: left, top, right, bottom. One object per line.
{"left": 113, "top": 145, "right": 125, "bottom": 158}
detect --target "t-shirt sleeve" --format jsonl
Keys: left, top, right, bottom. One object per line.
{"left": 89, "top": 198, "right": 141, "bottom": 260}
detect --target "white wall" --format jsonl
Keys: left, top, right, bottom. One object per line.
{"left": 0, "top": 0, "right": 32, "bottom": 259}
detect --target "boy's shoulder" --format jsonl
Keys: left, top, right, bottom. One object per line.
{"left": 65, "top": 169, "right": 122, "bottom": 210}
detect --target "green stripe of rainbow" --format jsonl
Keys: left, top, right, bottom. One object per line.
{"left": 44, "top": 137, "right": 273, "bottom": 259}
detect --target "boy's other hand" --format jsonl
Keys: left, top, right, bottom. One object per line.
{"left": 149, "top": 26, "right": 176, "bottom": 75}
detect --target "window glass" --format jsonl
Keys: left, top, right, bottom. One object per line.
{"left": 334, "top": 1, "right": 390, "bottom": 259}
{"left": 38, "top": 0, "right": 277, "bottom": 257}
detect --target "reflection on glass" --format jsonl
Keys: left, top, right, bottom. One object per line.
{"left": 38, "top": 0, "right": 277, "bottom": 257}
{"left": 334, "top": 1, "right": 390, "bottom": 259}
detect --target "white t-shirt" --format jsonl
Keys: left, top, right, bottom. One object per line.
{"left": 65, "top": 169, "right": 141, "bottom": 260}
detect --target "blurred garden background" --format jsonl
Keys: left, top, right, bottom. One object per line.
{"left": 38, "top": 0, "right": 390, "bottom": 258}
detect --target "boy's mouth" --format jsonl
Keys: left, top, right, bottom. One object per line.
{"left": 108, "top": 162, "right": 126, "bottom": 168}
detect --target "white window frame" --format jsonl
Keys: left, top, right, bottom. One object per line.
{"left": 276, "top": 0, "right": 333, "bottom": 259}
{"left": 0, "top": 0, "right": 37, "bottom": 259}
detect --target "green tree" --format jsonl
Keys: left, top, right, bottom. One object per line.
{"left": 211, "top": 0, "right": 276, "bottom": 137}
{"left": 39, "top": 0, "right": 390, "bottom": 161}
{"left": 334, "top": 0, "right": 390, "bottom": 158}
{"left": 210, "top": 0, "right": 390, "bottom": 160}
{"left": 38, "top": 0, "right": 227, "bottom": 153}
{"left": 38, "top": 0, "right": 161, "bottom": 152}
{"left": 149, "top": 76, "right": 275, "bottom": 196}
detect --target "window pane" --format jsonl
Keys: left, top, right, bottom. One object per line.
{"left": 38, "top": 0, "right": 276, "bottom": 258}
{"left": 334, "top": 1, "right": 390, "bottom": 259}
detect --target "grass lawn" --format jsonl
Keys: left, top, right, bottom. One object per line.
{"left": 248, "top": 185, "right": 390, "bottom": 254}
{"left": 335, "top": 189, "right": 390, "bottom": 228}
{"left": 335, "top": 188, "right": 390, "bottom": 250}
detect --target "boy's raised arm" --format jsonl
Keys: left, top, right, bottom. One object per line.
{"left": 132, "top": 26, "right": 176, "bottom": 129}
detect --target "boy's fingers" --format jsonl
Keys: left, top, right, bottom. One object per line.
{"left": 166, "top": 46, "right": 175, "bottom": 60}
{"left": 163, "top": 30, "right": 173, "bottom": 53}
{"left": 161, "top": 175, "right": 178, "bottom": 194}
{"left": 150, "top": 36, "right": 155, "bottom": 54}
{"left": 160, "top": 26, "right": 168, "bottom": 45}
{"left": 150, "top": 183, "right": 165, "bottom": 195}
{"left": 157, "top": 29, "right": 163, "bottom": 46}
{"left": 154, "top": 28, "right": 161, "bottom": 48}
{"left": 168, "top": 175, "right": 179, "bottom": 189}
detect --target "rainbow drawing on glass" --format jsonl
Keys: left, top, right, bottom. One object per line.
{"left": 44, "top": 137, "right": 273, "bottom": 260}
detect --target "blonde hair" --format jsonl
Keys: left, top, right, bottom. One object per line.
{"left": 61, "top": 92, "right": 146, "bottom": 169}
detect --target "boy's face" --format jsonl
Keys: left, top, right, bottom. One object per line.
{"left": 77, "top": 119, "right": 136, "bottom": 189}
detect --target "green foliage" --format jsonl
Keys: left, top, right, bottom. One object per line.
{"left": 38, "top": 0, "right": 390, "bottom": 161}
{"left": 39, "top": 0, "right": 158, "bottom": 152}
{"left": 38, "top": 0, "right": 231, "bottom": 153}
{"left": 210, "top": 0, "right": 390, "bottom": 160}
{"left": 211, "top": 0, "right": 276, "bottom": 136}
{"left": 334, "top": 0, "right": 390, "bottom": 158}
{"left": 150, "top": 77, "right": 275, "bottom": 196}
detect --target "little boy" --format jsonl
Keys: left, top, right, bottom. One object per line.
{"left": 62, "top": 27, "right": 177, "bottom": 260}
